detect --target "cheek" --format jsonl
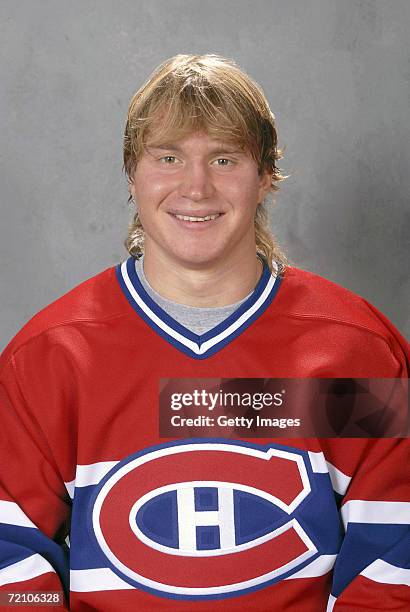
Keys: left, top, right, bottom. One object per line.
{"left": 132, "top": 178, "right": 165, "bottom": 208}
{"left": 227, "top": 178, "right": 261, "bottom": 216}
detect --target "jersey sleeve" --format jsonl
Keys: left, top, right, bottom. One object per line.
{"left": 328, "top": 438, "right": 410, "bottom": 611}
{"left": 0, "top": 352, "right": 70, "bottom": 607}
{"left": 326, "top": 316, "right": 410, "bottom": 610}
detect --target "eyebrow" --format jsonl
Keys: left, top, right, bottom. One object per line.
{"left": 145, "top": 143, "right": 244, "bottom": 155}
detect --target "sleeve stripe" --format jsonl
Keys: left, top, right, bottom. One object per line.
{"left": 326, "top": 594, "right": 337, "bottom": 612}
{"left": 0, "top": 553, "right": 55, "bottom": 587}
{"left": 74, "top": 462, "right": 119, "bottom": 488}
{"left": 0, "top": 501, "right": 36, "bottom": 528}
{"left": 341, "top": 501, "right": 410, "bottom": 528}
{"left": 361, "top": 559, "right": 410, "bottom": 586}
{"left": 308, "top": 452, "right": 352, "bottom": 495}
{"left": 70, "top": 568, "right": 134, "bottom": 592}
{"left": 285, "top": 554, "right": 337, "bottom": 579}
{"left": 326, "top": 463, "right": 351, "bottom": 496}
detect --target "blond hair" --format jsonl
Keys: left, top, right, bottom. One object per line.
{"left": 123, "top": 54, "right": 287, "bottom": 272}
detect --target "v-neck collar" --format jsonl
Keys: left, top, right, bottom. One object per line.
{"left": 116, "top": 257, "right": 282, "bottom": 360}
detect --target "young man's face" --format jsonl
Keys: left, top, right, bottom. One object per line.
{"left": 129, "top": 130, "right": 272, "bottom": 270}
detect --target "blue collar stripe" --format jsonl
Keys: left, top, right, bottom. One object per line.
{"left": 116, "top": 257, "right": 281, "bottom": 360}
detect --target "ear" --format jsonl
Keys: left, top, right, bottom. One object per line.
{"left": 257, "top": 170, "right": 272, "bottom": 203}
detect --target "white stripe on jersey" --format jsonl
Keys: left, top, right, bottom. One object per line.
{"left": 67, "top": 454, "right": 351, "bottom": 497}
{"left": 361, "top": 559, "right": 410, "bottom": 586}
{"left": 70, "top": 555, "right": 338, "bottom": 593}
{"left": 70, "top": 568, "right": 133, "bottom": 592}
{"left": 326, "top": 594, "right": 337, "bottom": 612}
{"left": 341, "top": 500, "right": 410, "bottom": 529}
{"left": 0, "top": 500, "right": 36, "bottom": 528}
{"left": 285, "top": 554, "right": 337, "bottom": 579}
{"left": 0, "top": 554, "right": 55, "bottom": 586}
{"left": 308, "top": 452, "right": 352, "bottom": 495}
{"left": 65, "top": 461, "right": 119, "bottom": 492}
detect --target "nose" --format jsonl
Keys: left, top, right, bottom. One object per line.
{"left": 178, "top": 162, "right": 215, "bottom": 202}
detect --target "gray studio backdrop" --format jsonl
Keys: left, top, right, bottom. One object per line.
{"left": 1, "top": 0, "right": 409, "bottom": 350}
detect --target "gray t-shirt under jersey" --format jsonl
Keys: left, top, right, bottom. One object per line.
{"left": 135, "top": 257, "right": 253, "bottom": 335}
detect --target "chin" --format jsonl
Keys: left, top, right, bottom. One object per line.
{"left": 174, "top": 249, "right": 226, "bottom": 269}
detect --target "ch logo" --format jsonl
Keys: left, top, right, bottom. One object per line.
{"left": 91, "top": 440, "right": 318, "bottom": 599}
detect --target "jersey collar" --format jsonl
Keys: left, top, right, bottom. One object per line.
{"left": 116, "top": 256, "right": 281, "bottom": 360}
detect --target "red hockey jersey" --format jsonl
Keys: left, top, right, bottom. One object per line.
{"left": 0, "top": 258, "right": 409, "bottom": 611}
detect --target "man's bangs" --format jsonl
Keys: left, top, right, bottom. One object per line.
{"left": 143, "top": 93, "right": 253, "bottom": 154}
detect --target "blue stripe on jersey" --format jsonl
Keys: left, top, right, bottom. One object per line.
{"left": 0, "top": 524, "right": 69, "bottom": 590}
{"left": 115, "top": 256, "right": 282, "bottom": 359}
{"left": 0, "top": 538, "right": 35, "bottom": 570}
{"left": 331, "top": 523, "right": 410, "bottom": 596}
{"left": 383, "top": 536, "right": 410, "bottom": 569}
{"left": 70, "top": 486, "right": 107, "bottom": 570}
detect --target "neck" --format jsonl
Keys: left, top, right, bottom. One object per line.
{"left": 142, "top": 248, "right": 263, "bottom": 308}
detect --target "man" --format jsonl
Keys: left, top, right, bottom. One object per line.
{"left": 0, "top": 55, "right": 408, "bottom": 611}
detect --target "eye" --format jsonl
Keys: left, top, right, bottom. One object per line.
{"left": 159, "top": 155, "right": 178, "bottom": 164}
{"left": 214, "top": 158, "right": 233, "bottom": 166}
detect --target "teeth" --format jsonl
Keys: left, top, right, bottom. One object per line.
{"left": 174, "top": 213, "right": 220, "bottom": 222}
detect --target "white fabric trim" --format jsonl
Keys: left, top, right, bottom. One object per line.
{"left": 70, "top": 568, "right": 133, "bottom": 592}
{"left": 0, "top": 501, "right": 36, "bottom": 529}
{"left": 121, "top": 261, "right": 199, "bottom": 354}
{"left": 0, "top": 554, "right": 54, "bottom": 586}
{"left": 361, "top": 559, "right": 410, "bottom": 586}
{"left": 65, "top": 479, "right": 75, "bottom": 499}
{"left": 200, "top": 275, "right": 276, "bottom": 354}
{"left": 70, "top": 557, "right": 338, "bottom": 594}
{"left": 64, "top": 463, "right": 119, "bottom": 497}
{"left": 326, "top": 463, "right": 352, "bottom": 496}
{"left": 74, "top": 461, "right": 119, "bottom": 488}
{"left": 121, "top": 260, "right": 277, "bottom": 355}
{"left": 286, "top": 554, "right": 336, "bottom": 579}
{"left": 308, "top": 452, "right": 352, "bottom": 495}
{"left": 341, "top": 500, "right": 410, "bottom": 529}
{"left": 326, "top": 594, "right": 337, "bottom": 612}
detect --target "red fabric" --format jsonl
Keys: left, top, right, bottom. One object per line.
{"left": 1, "top": 264, "right": 408, "bottom": 611}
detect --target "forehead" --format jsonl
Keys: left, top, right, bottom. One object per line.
{"left": 146, "top": 130, "right": 244, "bottom": 151}
{"left": 142, "top": 107, "right": 246, "bottom": 148}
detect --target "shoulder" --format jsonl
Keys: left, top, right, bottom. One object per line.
{"left": 279, "top": 266, "right": 405, "bottom": 338}
{"left": 274, "top": 266, "right": 409, "bottom": 372}
{"left": 1, "top": 264, "right": 129, "bottom": 364}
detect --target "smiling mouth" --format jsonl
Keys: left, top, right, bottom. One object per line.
{"left": 172, "top": 213, "right": 222, "bottom": 222}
